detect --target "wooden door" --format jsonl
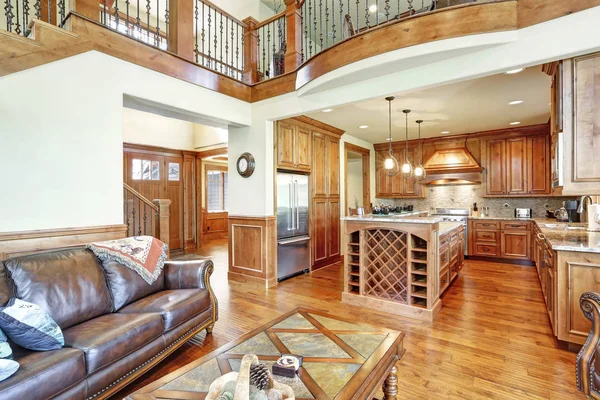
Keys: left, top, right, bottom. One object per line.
{"left": 327, "top": 136, "right": 340, "bottom": 196}
{"left": 528, "top": 135, "right": 550, "bottom": 194}
{"left": 277, "top": 121, "right": 296, "bottom": 169}
{"left": 312, "top": 132, "right": 327, "bottom": 197}
{"left": 183, "top": 154, "right": 196, "bottom": 249}
{"left": 295, "top": 127, "right": 311, "bottom": 171}
{"left": 506, "top": 137, "right": 527, "bottom": 194}
{"left": 486, "top": 139, "right": 506, "bottom": 195}
{"left": 501, "top": 230, "right": 530, "bottom": 260}
{"left": 165, "top": 156, "right": 184, "bottom": 250}
{"left": 126, "top": 152, "right": 163, "bottom": 201}
{"left": 327, "top": 199, "right": 340, "bottom": 259}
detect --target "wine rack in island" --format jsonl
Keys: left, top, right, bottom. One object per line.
{"left": 342, "top": 219, "right": 443, "bottom": 322}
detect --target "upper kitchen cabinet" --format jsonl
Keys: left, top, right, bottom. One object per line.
{"left": 276, "top": 120, "right": 312, "bottom": 172}
{"left": 375, "top": 147, "right": 425, "bottom": 199}
{"left": 483, "top": 129, "right": 551, "bottom": 197}
{"left": 559, "top": 54, "right": 600, "bottom": 195}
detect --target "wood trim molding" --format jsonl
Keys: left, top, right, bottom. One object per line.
{"left": 344, "top": 142, "right": 371, "bottom": 217}
{"left": 0, "top": 224, "right": 127, "bottom": 260}
{"left": 196, "top": 147, "right": 228, "bottom": 159}
{"left": 292, "top": 116, "right": 345, "bottom": 136}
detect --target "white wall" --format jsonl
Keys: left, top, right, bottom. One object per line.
{"left": 193, "top": 125, "right": 228, "bottom": 150}
{"left": 211, "top": 0, "right": 273, "bottom": 21}
{"left": 123, "top": 108, "right": 196, "bottom": 150}
{"left": 346, "top": 158, "right": 363, "bottom": 209}
{"left": 0, "top": 51, "right": 249, "bottom": 233}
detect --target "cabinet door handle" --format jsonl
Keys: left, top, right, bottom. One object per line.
{"left": 537, "top": 233, "right": 545, "bottom": 240}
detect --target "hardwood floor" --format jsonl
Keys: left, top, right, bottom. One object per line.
{"left": 113, "top": 238, "right": 584, "bottom": 399}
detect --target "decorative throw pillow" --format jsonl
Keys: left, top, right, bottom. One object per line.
{"left": 0, "top": 359, "right": 18, "bottom": 382}
{"left": 0, "top": 299, "right": 64, "bottom": 351}
{"left": 0, "top": 329, "right": 12, "bottom": 359}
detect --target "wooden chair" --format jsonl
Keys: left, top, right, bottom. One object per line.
{"left": 576, "top": 292, "right": 600, "bottom": 399}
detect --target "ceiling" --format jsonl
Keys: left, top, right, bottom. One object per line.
{"left": 304, "top": 67, "right": 551, "bottom": 144}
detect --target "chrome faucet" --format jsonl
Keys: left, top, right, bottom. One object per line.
{"left": 578, "top": 195, "right": 594, "bottom": 214}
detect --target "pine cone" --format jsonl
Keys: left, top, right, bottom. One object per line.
{"left": 249, "top": 363, "right": 271, "bottom": 391}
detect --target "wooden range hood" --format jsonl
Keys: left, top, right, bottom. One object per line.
{"left": 421, "top": 148, "right": 483, "bottom": 185}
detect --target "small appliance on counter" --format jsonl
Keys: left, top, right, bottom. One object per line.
{"left": 565, "top": 200, "right": 581, "bottom": 222}
{"left": 515, "top": 208, "right": 532, "bottom": 219}
{"left": 554, "top": 207, "right": 570, "bottom": 222}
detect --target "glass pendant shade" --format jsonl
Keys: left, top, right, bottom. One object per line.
{"left": 384, "top": 96, "right": 399, "bottom": 177}
{"left": 415, "top": 119, "right": 426, "bottom": 181}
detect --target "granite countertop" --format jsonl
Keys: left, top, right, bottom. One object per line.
{"left": 468, "top": 216, "right": 535, "bottom": 221}
{"left": 342, "top": 211, "right": 442, "bottom": 224}
{"left": 533, "top": 220, "right": 600, "bottom": 254}
{"left": 439, "top": 221, "right": 463, "bottom": 235}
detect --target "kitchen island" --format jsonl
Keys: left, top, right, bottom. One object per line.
{"left": 341, "top": 214, "right": 464, "bottom": 322}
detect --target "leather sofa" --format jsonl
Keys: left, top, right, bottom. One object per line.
{"left": 577, "top": 292, "right": 600, "bottom": 399}
{"left": 0, "top": 247, "right": 218, "bottom": 400}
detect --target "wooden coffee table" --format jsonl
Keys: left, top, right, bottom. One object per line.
{"left": 129, "top": 307, "right": 405, "bottom": 400}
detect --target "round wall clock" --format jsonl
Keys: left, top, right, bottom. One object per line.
{"left": 236, "top": 152, "right": 255, "bottom": 178}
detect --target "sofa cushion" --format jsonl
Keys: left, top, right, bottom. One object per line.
{"left": 0, "top": 263, "right": 14, "bottom": 307}
{"left": 63, "top": 313, "right": 164, "bottom": 374}
{"left": 102, "top": 260, "right": 164, "bottom": 310}
{"left": 0, "top": 298, "right": 64, "bottom": 351}
{"left": 163, "top": 308, "right": 214, "bottom": 346}
{"left": 119, "top": 289, "right": 210, "bottom": 331}
{"left": 5, "top": 248, "right": 113, "bottom": 329}
{"left": 0, "top": 347, "right": 85, "bottom": 400}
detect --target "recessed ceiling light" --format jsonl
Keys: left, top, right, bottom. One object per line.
{"left": 441, "top": 131, "right": 450, "bottom": 134}
{"left": 322, "top": 109, "right": 333, "bottom": 113}
{"left": 359, "top": 125, "right": 368, "bottom": 129}
{"left": 508, "top": 100, "right": 524, "bottom": 105}
{"left": 505, "top": 68, "right": 524, "bottom": 74}
{"left": 368, "top": 4, "right": 377, "bottom": 13}
{"left": 385, "top": 137, "right": 393, "bottom": 141}
{"left": 510, "top": 121, "right": 521, "bottom": 125}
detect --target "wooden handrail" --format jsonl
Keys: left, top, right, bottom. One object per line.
{"left": 123, "top": 183, "right": 159, "bottom": 211}
{"left": 196, "top": 0, "right": 247, "bottom": 28}
{"left": 255, "top": 10, "right": 286, "bottom": 29}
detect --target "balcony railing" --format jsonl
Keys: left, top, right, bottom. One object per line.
{"left": 2, "top": 0, "right": 66, "bottom": 35}
{"left": 3, "top": 0, "right": 481, "bottom": 86}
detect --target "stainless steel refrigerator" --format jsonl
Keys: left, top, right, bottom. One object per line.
{"left": 276, "top": 172, "right": 310, "bottom": 281}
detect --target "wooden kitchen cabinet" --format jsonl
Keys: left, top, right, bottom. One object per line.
{"left": 501, "top": 230, "right": 530, "bottom": 260}
{"left": 375, "top": 148, "right": 425, "bottom": 198}
{"left": 484, "top": 134, "right": 551, "bottom": 196}
{"left": 440, "top": 226, "right": 465, "bottom": 295}
{"left": 276, "top": 121, "right": 311, "bottom": 172}
{"left": 469, "top": 219, "right": 531, "bottom": 260}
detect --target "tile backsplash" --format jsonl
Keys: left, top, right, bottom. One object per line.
{"left": 378, "top": 185, "right": 576, "bottom": 218}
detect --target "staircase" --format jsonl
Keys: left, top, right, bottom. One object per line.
{"left": 123, "top": 183, "right": 171, "bottom": 253}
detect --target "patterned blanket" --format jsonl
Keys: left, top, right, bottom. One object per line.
{"left": 87, "top": 236, "right": 168, "bottom": 285}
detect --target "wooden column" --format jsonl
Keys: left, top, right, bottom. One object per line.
{"left": 74, "top": 0, "right": 99, "bottom": 22}
{"left": 284, "top": 0, "right": 302, "bottom": 72}
{"left": 168, "top": 0, "right": 194, "bottom": 61}
{"left": 242, "top": 17, "right": 259, "bottom": 84}
{"left": 153, "top": 199, "right": 172, "bottom": 256}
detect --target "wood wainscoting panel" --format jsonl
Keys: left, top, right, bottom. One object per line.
{"left": 0, "top": 224, "right": 127, "bottom": 260}
{"left": 228, "top": 216, "right": 277, "bottom": 288}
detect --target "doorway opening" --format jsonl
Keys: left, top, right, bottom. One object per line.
{"left": 344, "top": 143, "right": 371, "bottom": 216}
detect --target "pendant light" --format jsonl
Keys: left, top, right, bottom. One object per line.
{"left": 384, "top": 96, "right": 399, "bottom": 177}
{"left": 414, "top": 119, "right": 426, "bottom": 180}
{"left": 401, "top": 109, "right": 413, "bottom": 178}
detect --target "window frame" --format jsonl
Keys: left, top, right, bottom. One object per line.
{"left": 205, "top": 164, "right": 228, "bottom": 212}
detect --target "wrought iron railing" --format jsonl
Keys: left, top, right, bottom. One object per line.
{"left": 123, "top": 183, "right": 159, "bottom": 237}
{"left": 193, "top": 0, "right": 245, "bottom": 81}
{"left": 2, "top": 0, "right": 66, "bottom": 35}
{"left": 299, "top": 0, "right": 468, "bottom": 62}
{"left": 100, "top": 0, "right": 169, "bottom": 50}
{"left": 256, "top": 12, "right": 286, "bottom": 82}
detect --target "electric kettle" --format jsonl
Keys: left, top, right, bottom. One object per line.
{"left": 554, "top": 207, "right": 569, "bottom": 222}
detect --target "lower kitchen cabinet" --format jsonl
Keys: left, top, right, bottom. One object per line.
{"left": 439, "top": 225, "right": 465, "bottom": 295}
{"left": 468, "top": 219, "right": 531, "bottom": 261}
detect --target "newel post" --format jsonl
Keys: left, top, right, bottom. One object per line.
{"left": 168, "top": 0, "right": 194, "bottom": 61}
{"left": 284, "top": 0, "right": 302, "bottom": 72}
{"left": 243, "top": 17, "right": 259, "bottom": 84}
{"left": 74, "top": 0, "right": 100, "bottom": 21}
{"left": 153, "top": 199, "right": 172, "bottom": 256}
